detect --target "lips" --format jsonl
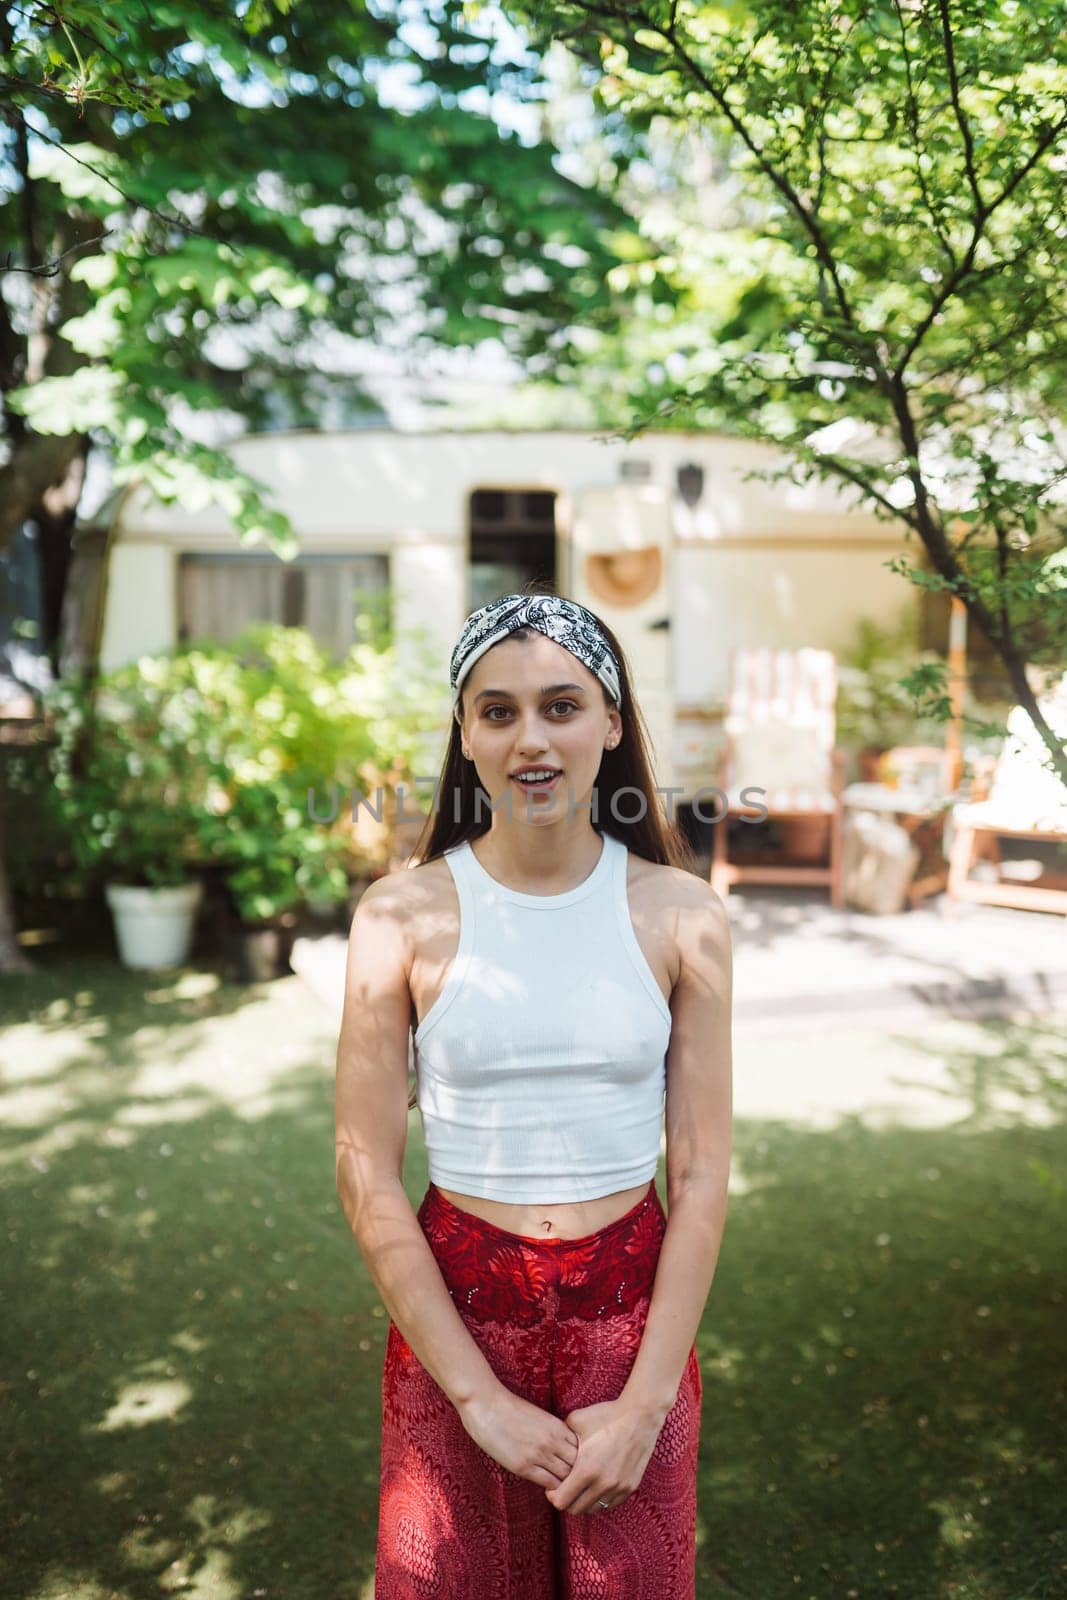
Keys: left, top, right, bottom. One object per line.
{"left": 510, "top": 769, "right": 562, "bottom": 791}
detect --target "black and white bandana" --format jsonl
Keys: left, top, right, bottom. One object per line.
{"left": 450, "top": 593, "right": 622, "bottom": 717}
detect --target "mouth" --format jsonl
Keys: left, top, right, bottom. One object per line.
{"left": 510, "top": 768, "right": 563, "bottom": 794}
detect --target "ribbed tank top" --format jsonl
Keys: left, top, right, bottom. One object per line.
{"left": 412, "top": 829, "right": 673, "bottom": 1203}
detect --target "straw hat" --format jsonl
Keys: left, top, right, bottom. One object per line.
{"left": 584, "top": 545, "right": 663, "bottom": 608}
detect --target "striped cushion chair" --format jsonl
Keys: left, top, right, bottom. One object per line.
{"left": 710, "top": 646, "right": 846, "bottom": 906}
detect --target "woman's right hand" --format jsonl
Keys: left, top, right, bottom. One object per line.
{"left": 459, "top": 1385, "right": 580, "bottom": 1490}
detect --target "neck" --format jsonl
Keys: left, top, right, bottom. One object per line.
{"left": 472, "top": 824, "right": 604, "bottom": 894}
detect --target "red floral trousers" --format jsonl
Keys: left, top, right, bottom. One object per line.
{"left": 375, "top": 1177, "right": 702, "bottom": 1598}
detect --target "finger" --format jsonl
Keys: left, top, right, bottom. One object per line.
{"left": 576, "top": 1489, "right": 615, "bottom": 1516}
{"left": 549, "top": 1473, "right": 597, "bottom": 1514}
{"left": 548, "top": 1448, "right": 576, "bottom": 1477}
{"left": 544, "top": 1480, "right": 579, "bottom": 1513}
{"left": 526, "top": 1464, "right": 570, "bottom": 1490}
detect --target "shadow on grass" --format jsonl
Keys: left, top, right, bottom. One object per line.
{"left": 2, "top": 961, "right": 1064, "bottom": 1600}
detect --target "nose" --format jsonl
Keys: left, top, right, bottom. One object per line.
{"left": 513, "top": 707, "right": 552, "bottom": 743}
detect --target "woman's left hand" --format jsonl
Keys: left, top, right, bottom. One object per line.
{"left": 543, "top": 1398, "right": 665, "bottom": 1515}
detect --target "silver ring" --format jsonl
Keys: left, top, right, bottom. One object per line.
{"left": 596, "top": 1498, "right": 610, "bottom": 1509}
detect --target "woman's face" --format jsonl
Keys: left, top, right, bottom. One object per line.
{"left": 458, "top": 633, "right": 622, "bottom": 825}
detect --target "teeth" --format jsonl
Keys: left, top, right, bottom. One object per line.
{"left": 515, "top": 770, "right": 557, "bottom": 782}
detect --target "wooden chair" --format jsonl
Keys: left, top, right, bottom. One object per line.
{"left": 946, "top": 683, "right": 1067, "bottom": 919}
{"left": 710, "top": 646, "right": 847, "bottom": 907}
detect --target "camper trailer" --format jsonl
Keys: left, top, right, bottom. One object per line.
{"left": 96, "top": 427, "right": 914, "bottom": 799}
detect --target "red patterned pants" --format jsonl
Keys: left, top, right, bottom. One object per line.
{"left": 375, "top": 1177, "right": 702, "bottom": 1598}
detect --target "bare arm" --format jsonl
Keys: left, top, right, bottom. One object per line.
{"left": 334, "top": 874, "right": 499, "bottom": 1414}
{"left": 619, "top": 878, "right": 733, "bottom": 1420}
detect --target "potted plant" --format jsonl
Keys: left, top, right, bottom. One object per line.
{"left": 198, "top": 618, "right": 440, "bottom": 975}
{"left": 44, "top": 668, "right": 206, "bottom": 969}
{"left": 42, "top": 615, "right": 439, "bottom": 978}
{"left": 187, "top": 622, "right": 392, "bottom": 979}
{"left": 216, "top": 797, "right": 351, "bottom": 981}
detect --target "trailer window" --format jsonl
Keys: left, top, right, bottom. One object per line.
{"left": 178, "top": 552, "right": 389, "bottom": 658}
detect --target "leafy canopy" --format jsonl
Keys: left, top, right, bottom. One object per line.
{"left": 503, "top": 0, "right": 1067, "bottom": 772}
{"left": 1, "top": 0, "right": 639, "bottom": 554}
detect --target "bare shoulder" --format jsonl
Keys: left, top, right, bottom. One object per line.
{"left": 353, "top": 854, "right": 453, "bottom": 927}
{"left": 350, "top": 854, "right": 457, "bottom": 969}
{"left": 628, "top": 854, "right": 732, "bottom": 981}
{"left": 629, "top": 853, "right": 727, "bottom": 915}
{"left": 355, "top": 855, "right": 447, "bottom": 905}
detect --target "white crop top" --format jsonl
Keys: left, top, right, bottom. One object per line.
{"left": 412, "top": 828, "right": 673, "bottom": 1203}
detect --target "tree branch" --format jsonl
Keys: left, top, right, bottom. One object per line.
{"left": 936, "top": 0, "right": 984, "bottom": 218}
{"left": 892, "top": 105, "right": 1067, "bottom": 380}
{"left": 800, "top": 449, "right": 920, "bottom": 528}
{"left": 892, "top": 0, "right": 958, "bottom": 270}
{"left": 2, "top": 111, "right": 232, "bottom": 273}
{"left": 656, "top": 15, "right": 877, "bottom": 365}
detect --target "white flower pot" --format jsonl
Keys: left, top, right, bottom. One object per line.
{"left": 105, "top": 881, "right": 203, "bottom": 970}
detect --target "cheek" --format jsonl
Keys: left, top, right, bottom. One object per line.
{"left": 561, "top": 727, "right": 605, "bottom": 760}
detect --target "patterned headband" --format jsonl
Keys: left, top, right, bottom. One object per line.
{"left": 450, "top": 593, "right": 623, "bottom": 716}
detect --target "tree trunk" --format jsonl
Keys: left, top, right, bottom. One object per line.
{"left": 0, "top": 429, "right": 89, "bottom": 557}
{"left": 37, "top": 446, "right": 89, "bottom": 672}
{"left": 0, "top": 203, "right": 102, "bottom": 965}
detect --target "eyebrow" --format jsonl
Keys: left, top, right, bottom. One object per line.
{"left": 473, "top": 683, "right": 587, "bottom": 704}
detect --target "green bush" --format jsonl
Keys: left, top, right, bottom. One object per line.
{"left": 43, "top": 617, "right": 442, "bottom": 924}
{"left": 835, "top": 612, "right": 947, "bottom": 755}
{"left": 45, "top": 658, "right": 212, "bottom": 890}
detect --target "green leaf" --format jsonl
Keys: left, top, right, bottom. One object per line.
{"left": 27, "top": 141, "right": 125, "bottom": 205}
{"left": 7, "top": 367, "right": 124, "bottom": 432}
{"left": 69, "top": 253, "right": 120, "bottom": 290}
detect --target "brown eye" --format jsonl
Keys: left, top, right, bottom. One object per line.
{"left": 484, "top": 701, "right": 577, "bottom": 720}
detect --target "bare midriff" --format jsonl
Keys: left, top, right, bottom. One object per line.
{"left": 433, "top": 1180, "right": 653, "bottom": 1240}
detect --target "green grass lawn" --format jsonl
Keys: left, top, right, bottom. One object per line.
{"left": 2, "top": 951, "right": 1064, "bottom": 1600}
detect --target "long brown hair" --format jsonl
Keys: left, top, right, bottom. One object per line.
{"left": 403, "top": 585, "right": 696, "bottom": 1109}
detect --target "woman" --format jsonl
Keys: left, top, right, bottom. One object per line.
{"left": 335, "top": 590, "right": 733, "bottom": 1598}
